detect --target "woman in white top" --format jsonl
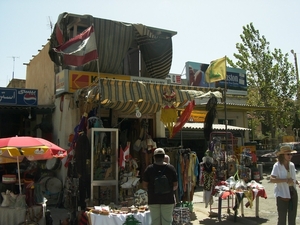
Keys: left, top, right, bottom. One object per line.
{"left": 270, "top": 145, "right": 300, "bottom": 225}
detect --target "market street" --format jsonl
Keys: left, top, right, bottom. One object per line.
{"left": 46, "top": 165, "right": 300, "bottom": 225}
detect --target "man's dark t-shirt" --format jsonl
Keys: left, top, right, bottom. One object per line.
{"left": 143, "top": 163, "right": 178, "bottom": 204}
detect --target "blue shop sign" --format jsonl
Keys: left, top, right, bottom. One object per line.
{"left": 0, "top": 88, "right": 38, "bottom": 106}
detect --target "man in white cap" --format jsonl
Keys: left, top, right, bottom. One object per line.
{"left": 142, "top": 148, "right": 178, "bottom": 225}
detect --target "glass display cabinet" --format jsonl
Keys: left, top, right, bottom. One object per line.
{"left": 91, "top": 128, "right": 119, "bottom": 204}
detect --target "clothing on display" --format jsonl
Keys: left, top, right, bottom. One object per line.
{"left": 163, "top": 147, "right": 199, "bottom": 205}
{"left": 199, "top": 156, "right": 215, "bottom": 208}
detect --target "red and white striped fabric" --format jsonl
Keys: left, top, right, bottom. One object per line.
{"left": 53, "top": 25, "right": 98, "bottom": 66}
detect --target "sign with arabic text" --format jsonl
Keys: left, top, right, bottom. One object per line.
{"left": 0, "top": 88, "right": 38, "bottom": 106}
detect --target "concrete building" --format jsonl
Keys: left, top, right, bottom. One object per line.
{"left": 0, "top": 13, "right": 274, "bottom": 211}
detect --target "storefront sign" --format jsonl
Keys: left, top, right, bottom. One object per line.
{"left": 55, "top": 69, "right": 131, "bottom": 95}
{"left": 0, "top": 88, "right": 38, "bottom": 106}
{"left": 130, "top": 76, "right": 167, "bottom": 84}
{"left": 55, "top": 69, "right": 169, "bottom": 95}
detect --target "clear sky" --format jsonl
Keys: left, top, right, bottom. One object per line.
{"left": 0, "top": 0, "right": 299, "bottom": 88}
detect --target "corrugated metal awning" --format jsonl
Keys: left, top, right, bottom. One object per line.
{"left": 49, "top": 13, "right": 177, "bottom": 79}
{"left": 194, "top": 102, "right": 275, "bottom": 111}
{"left": 183, "top": 122, "right": 250, "bottom": 131}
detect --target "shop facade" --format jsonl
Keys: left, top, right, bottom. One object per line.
{"left": 0, "top": 12, "right": 266, "bottom": 224}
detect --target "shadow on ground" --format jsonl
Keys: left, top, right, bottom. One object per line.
{"left": 190, "top": 209, "right": 270, "bottom": 225}
{"left": 198, "top": 215, "right": 269, "bottom": 225}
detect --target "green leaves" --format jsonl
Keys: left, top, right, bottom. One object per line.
{"left": 229, "top": 22, "right": 297, "bottom": 138}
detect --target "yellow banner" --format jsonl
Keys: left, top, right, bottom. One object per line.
{"left": 189, "top": 111, "right": 207, "bottom": 122}
{"left": 205, "top": 56, "right": 226, "bottom": 83}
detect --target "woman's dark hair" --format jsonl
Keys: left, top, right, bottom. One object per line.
{"left": 278, "top": 154, "right": 284, "bottom": 164}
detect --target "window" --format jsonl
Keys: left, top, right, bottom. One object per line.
{"left": 218, "top": 119, "right": 236, "bottom": 126}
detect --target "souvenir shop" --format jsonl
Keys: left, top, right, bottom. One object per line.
{"left": 0, "top": 76, "right": 209, "bottom": 225}
{"left": 0, "top": 79, "right": 258, "bottom": 225}
{"left": 49, "top": 77, "right": 209, "bottom": 225}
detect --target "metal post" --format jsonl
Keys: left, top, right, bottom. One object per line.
{"left": 291, "top": 50, "right": 299, "bottom": 99}
{"left": 138, "top": 45, "right": 141, "bottom": 77}
{"left": 293, "top": 128, "right": 300, "bottom": 141}
{"left": 8, "top": 56, "right": 20, "bottom": 80}
{"left": 291, "top": 50, "right": 299, "bottom": 142}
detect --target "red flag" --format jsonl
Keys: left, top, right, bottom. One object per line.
{"left": 54, "top": 14, "right": 64, "bottom": 45}
{"left": 53, "top": 25, "right": 98, "bottom": 66}
{"left": 171, "top": 100, "right": 195, "bottom": 138}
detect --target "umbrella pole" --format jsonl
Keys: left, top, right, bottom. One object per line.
{"left": 17, "top": 156, "right": 22, "bottom": 194}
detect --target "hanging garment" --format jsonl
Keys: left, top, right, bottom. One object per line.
{"left": 74, "top": 133, "right": 91, "bottom": 177}
{"left": 188, "top": 152, "right": 199, "bottom": 187}
{"left": 202, "top": 162, "right": 214, "bottom": 208}
{"left": 202, "top": 170, "right": 214, "bottom": 191}
{"left": 203, "top": 189, "right": 213, "bottom": 208}
{"left": 177, "top": 153, "right": 184, "bottom": 200}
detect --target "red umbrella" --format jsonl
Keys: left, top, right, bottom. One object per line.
{"left": 170, "top": 100, "right": 195, "bottom": 138}
{"left": 0, "top": 136, "right": 67, "bottom": 193}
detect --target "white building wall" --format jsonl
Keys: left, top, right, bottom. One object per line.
{"left": 52, "top": 93, "right": 80, "bottom": 185}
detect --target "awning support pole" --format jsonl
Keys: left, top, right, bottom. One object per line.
{"left": 224, "top": 56, "right": 228, "bottom": 178}
{"left": 138, "top": 45, "right": 141, "bottom": 77}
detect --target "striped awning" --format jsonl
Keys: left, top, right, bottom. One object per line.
{"left": 74, "top": 79, "right": 222, "bottom": 115}
{"left": 100, "top": 79, "right": 160, "bottom": 114}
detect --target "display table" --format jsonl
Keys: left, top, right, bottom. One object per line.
{"left": 0, "top": 205, "right": 45, "bottom": 225}
{"left": 211, "top": 185, "right": 267, "bottom": 222}
{"left": 88, "top": 211, "right": 151, "bottom": 225}
{"left": 235, "top": 188, "right": 267, "bottom": 220}
{"left": 210, "top": 190, "right": 235, "bottom": 221}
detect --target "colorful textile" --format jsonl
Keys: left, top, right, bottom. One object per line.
{"left": 53, "top": 25, "right": 98, "bottom": 66}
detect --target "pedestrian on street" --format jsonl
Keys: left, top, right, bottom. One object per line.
{"left": 270, "top": 145, "right": 300, "bottom": 225}
{"left": 142, "top": 148, "right": 178, "bottom": 225}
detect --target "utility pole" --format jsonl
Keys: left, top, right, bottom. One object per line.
{"left": 291, "top": 50, "right": 299, "bottom": 100}
{"left": 291, "top": 50, "right": 300, "bottom": 138}
{"left": 8, "top": 56, "right": 20, "bottom": 80}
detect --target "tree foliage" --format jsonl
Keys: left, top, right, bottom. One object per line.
{"left": 227, "top": 23, "right": 297, "bottom": 138}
